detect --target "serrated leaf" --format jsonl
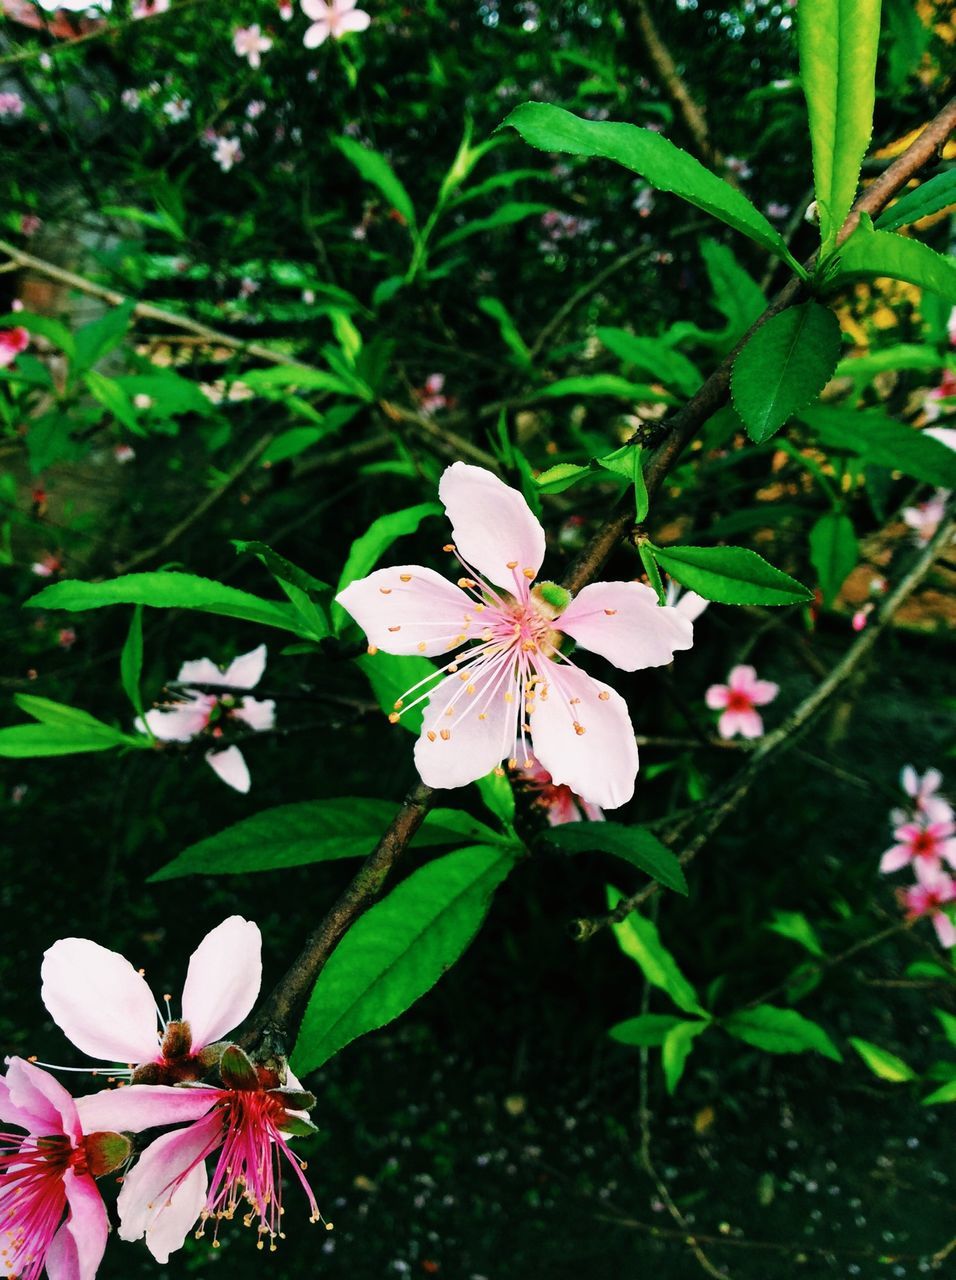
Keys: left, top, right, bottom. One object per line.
{"left": 731, "top": 303, "right": 842, "bottom": 444}
{"left": 662, "top": 1020, "right": 709, "bottom": 1094}
{"left": 802, "top": 405, "right": 956, "bottom": 489}
{"left": 596, "top": 328, "right": 701, "bottom": 396}
{"left": 335, "top": 136, "right": 416, "bottom": 228}
{"left": 649, "top": 543, "right": 812, "bottom": 606}
{"left": 809, "top": 511, "right": 858, "bottom": 607}
{"left": 502, "top": 103, "right": 795, "bottom": 263}
{"left": 848, "top": 1037, "right": 917, "bottom": 1082}
{"left": 609, "top": 1013, "right": 689, "bottom": 1047}
{"left": 534, "top": 462, "right": 592, "bottom": 494}
{"left": 699, "top": 238, "right": 767, "bottom": 344}
{"left": 292, "top": 845, "right": 514, "bottom": 1073}
{"left": 827, "top": 223, "right": 956, "bottom": 303}
{"left": 546, "top": 823, "right": 687, "bottom": 894}
{"left": 798, "top": 0, "right": 880, "bottom": 249}
{"left": 333, "top": 503, "right": 441, "bottom": 634}
{"left": 723, "top": 1004, "right": 842, "bottom": 1060}
{"left": 606, "top": 888, "right": 704, "bottom": 1014}
{"left": 875, "top": 170, "right": 956, "bottom": 232}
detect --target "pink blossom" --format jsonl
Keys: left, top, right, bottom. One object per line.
{"left": 132, "top": 0, "right": 169, "bottom": 16}
{"left": 923, "top": 370, "right": 956, "bottom": 422}
{"left": 20, "top": 214, "right": 41, "bottom": 236}
{"left": 705, "top": 664, "right": 778, "bottom": 739}
{"left": 246, "top": 98, "right": 267, "bottom": 119}
{"left": 336, "top": 462, "right": 695, "bottom": 808}
{"left": 136, "top": 645, "right": 275, "bottom": 793}
{"left": 31, "top": 552, "right": 62, "bottom": 578}
{"left": 233, "top": 24, "right": 273, "bottom": 68}
{"left": 57, "top": 627, "right": 77, "bottom": 650}
{"left": 0, "top": 91, "right": 25, "bottom": 119}
{"left": 664, "top": 579, "right": 709, "bottom": 622}
{"left": 880, "top": 818, "right": 956, "bottom": 885}
{"left": 301, "top": 0, "right": 371, "bottom": 46}
{"left": 925, "top": 423, "right": 956, "bottom": 451}
{"left": 899, "top": 869, "right": 956, "bottom": 948}
{"left": 0, "top": 1057, "right": 119, "bottom": 1280}
{"left": 211, "top": 136, "right": 243, "bottom": 172}
{"left": 239, "top": 276, "right": 260, "bottom": 300}
{"left": 0, "top": 325, "right": 29, "bottom": 368}
{"left": 416, "top": 373, "right": 448, "bottom": 415}
{"left": 279, "top": 0, "right": 294, "bottom": 17}
{"left": 514, "top": 752, "right": 604, "bottom": 824}
{"left": 162, "top": 96, "right": 191, "bottom": 123}
{"left": 41, "top": 916, "right": 261, "bottom": 1077}
{"left": 901, "top": 766, "right": 954, "bottom": 824}
{"left": 902, "top": 489, "right": 949, "bottom": 544}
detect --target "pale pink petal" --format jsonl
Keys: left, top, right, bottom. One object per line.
{"left": 176, "top": 657, "right": 223, "bottom": 686}
{"left": 336, "top": 566, "right": 476, "bottom": 656}
{"left": 138, "top": 696, "right": 213, "bottom": 742}
{"left": 303, "top": 18, "right": 330, "bottom": 45}
{"left": 705, "top": 684, "right": 730, "bottom": 710}
{"left": 580, "top": 798, "right": 606, "bottom": 822}
{"left": 4, "top": 1058, "right": 77, "bottom": 1138}
{"left": 231, "top": 696, "right": 275, "bottom": 732}
{"left": 734, "top": 709, "right": 765, "bottom": 739}
{"left": 117, "top": 1116, "right": 220, "bottom": 1262}
{"left": 545, "top": 789, "right": 579, "bottom": 825}
{"left": 925, "top": 796, "right": 955, "bottom": 824}
{"left": 180, "top": 916, "right": 262, "bottom": 1049}
{"left": 933, "top": 912, "right": 956, "bottom": 948}
{"left": 222, "top": 644, "right": 267, "bottom": 689}
{"left": 921, "top": 768, "right": 944, "bottom": 796}
{"left": 205, "top": 746, "right": 251, "bottom": 793}
{"left": 727, "top": 665, "right": 759, "bottom": 696}
{"left": 50, "top": 1171, "right": 108, "bottom": 1280}
{"left": 0, "top": 1074, "right": 50, "bottom": 1133}
{"left": 941, "top": 839, "right": 956, "bottom": 870}
{"left": 301, "top": 0, "right": 330, "bottom": 17}
{"left": 557, "top": 581, "right": 693, "bottom": 672}
{"left": 894, "top": 822, "right": 923, "bottom": 843}
{"left": 676, "top": 589, "right": 709, "bottom": 621}
{"left": 334, "top": 6, "right": 370, "bottom": 32}
{"left": 749, "top": 679, "right": 779, "bottom": 706}
{"left": 901, "top": 764, "right": 919, "bottom": 797}
{"left": 438, "top": 462, "right": 546, "bottom": 594}
{"left": 75, "top": 1084, "right": 218, "bottom": 1135}
{"left": 915, "top": 854, "right": 945, "bottom": 887}
{"left": 41, "top": 939, "right": 159, "bottom": 1064}
{"left": 926, "top": 426, "right": 956, "bottom": 452}
{"left": 531, "top": 663, "right": 638, "bottom": 810}
{"left": 879, "top": 845, "right": 911, "bottom": 873}
{"left": 333, "top": 0, "right": 358, "bottom": 11}
{"left": 717, "top": 710, "right": 748, "bottom": 739}
{"left": 415, "top": 665, "right": 516, "bottom": 790}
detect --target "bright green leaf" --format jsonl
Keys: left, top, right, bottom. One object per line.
{"left": 547, "top": 824, "right": 687, "bottom": 894}
{"left": 649, "top": 543, "right": 813, "bottom": 606}
{"left": 356, "top": 651, "right": 434, "bottom": 735}
{"left": 663, "top": 1019, "right": 709, "bottom": 1094}
{"left": 827, "top": 222, "right": 956, "bottom": 302}
{"left": 875, "top": 170, "right": 956, "bottom": 232}
{"left": 120, "top": 606, "right": 145, "bottom": 720}
{"left": 809, "top": 511, "right": 858, "bottom": 607}
{"left": 335, "top": 136, "right": 416, "bottom": 228}
{"left": 848, "top": 1036, "right": 917, "bottom": 1082}
{"left": 333, "top": 503, "right": 441, "bottom": 633}
{"left": 606, "top": 889, "right": 705, "bottom": 1014}
{"left": 723, "top": 1004, "right": 842, "bottom": 1060}
{"left": 608, "top": 1013, "right": 689, "bottom": 1047}
{"left": 765, "top": 909, "right": 825, "bottom": 958}
{"left": 802, "top": 405, "right": 956, "bottom": 489}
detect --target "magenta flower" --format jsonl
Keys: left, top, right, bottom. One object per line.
{"left": 901, "top": 765, "right": 953, "bottom": 825}
{"left": 233, "top": 23, "right": 273, "bottom": 67}
{"left": 301, "top": 0, "right": 371, "bottom": 47}
{"left": 704, "top": 664, "right": 778, "bottom": 739}
{"left": 0, "top": 1058, "right": 125, "bottom": 1280}
{"left": 899, "top": 869, "right": 956, "bottom": 948}
{"left": 136, "top": 644, "right": 275, "bottom": 793}
{"left": 336, "top": 462, "right": 695, "bottom": 808}
{"left": 514, "top": 752, "right": 604, "bottom": 825}
{"left": 880, "top": 818, "right": 956, "bottom": 886}
{"left": 41, "top": 916, "right": 262, "bottom": 1078}
{"left": 0, "top": 325, "right": 29, "bottom": 369}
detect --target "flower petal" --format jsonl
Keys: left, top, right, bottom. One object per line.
{"left": 117, "top": 1117, "right": 220, "bottom": 1262}
{"left": 176, "top": 657, "right": 223, "bottom": 686}
{"left": 41, "top": 939, "right": 159, "bottom": 1064}
{"left": 557, "top": 581, "right": 693, "bottom": 671}
{"left": 727, "top": 665, "right": 759, "bottom": 695}
{"left": 231, "top": 696, "right": 275, "bottom": 732}
{"left": 303, "top": 18, "right": 330, "bottom": 45}
{"left": 335, "top": 6, "right": 370, "bottom": 32}
{"left": 222, "top": 644, "right": 267, "bottom": 689}
{"left": 180, "top": 916, "right": 262, "bottom": 1049}
{"left": 76, "top": 1084, "right": 218, "bottom": 1135}
{"left": 879, "top": 845, "right": 911, "bottom": 874}
{"left": 138, "top": 696, "right": 213, "bottom": 742}
{"left": 438, "top": 462, "right": 546, "bottom": 593}
{"left": 749, "top": 679, "right": 779, "bottom": 706}
{"left": 676, "top": 590, "right": 709, "bottom": 621}
{"left": 915, "top": 855, "right": 944, "bottom": 886}
{"left": 414, "top": 664, "right": 517, "bottom": 790}
{"left": 300, "top": 0, "right": 329, "bottom": 16}
{"left": 336, "top": 566, "right": 476, "bottom": 656}
{"left": 901, "top": 764, "right": 919, "bottom": 797}
{"left": 206, "top": 746, "right": 251, "bottom": 793}
{"left": 531, "top": 663, "right": 638, "bottom": 810}
{"left": 4, "top": 1058, "right": 78, "bottom": 1138}
{"left": 933, "top": 913, "right": 956, "bottom": 948}
{"left": 705, "top": 684, "right": 729, "bottom": 710}
{"left": 53, "top": 1171, "right": 108, "bottom": 1280}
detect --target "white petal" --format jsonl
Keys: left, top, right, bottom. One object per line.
{"left": 180, "top": 916, "right": 262, "bottom": 1049}
{"left": 118, "top": 1119, "right": 219, "bottom": 1261}
{"left": 531, "top": 663, "right": 638, "bottom": 810}
{"left": 439, "top": 462, "right": 546, "bottom": 593}
{"left": 414, "top": 662, "right": 517, "bottom": 791}
{"left": 41, "top": 939, "right": 159, "bottom": 1064}
{"left": 335, "top": 7, "right": 370, "bottom": 32}
{"left": 176, "top": 657, "right": 223, "bottom": 685}
{"left": 76, "top": 1084, "right": 217, "bottom": 1135}
{"left": 205, "top": 746, "right": 251, "bottom": 793}
{"left": 303, "top": 19, "right": 330, "bottom": 45}
{"left": 558, "top": 581, "right": 694, "bottom": 672}
{"left": 222, "top": 644, "right": 267, "bottom": 689}
{"left": 336, "top": 565, "right": 478, "bottom": 656}
{"left": 232, "top": 697, "right": 275, "bottom": 732}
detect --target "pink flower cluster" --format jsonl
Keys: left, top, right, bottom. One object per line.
{"left": 0, "top": 919, "right": 324, "bottom": 1279}
{"left": 880, "top": 766, "right": 956, "bottom": 948}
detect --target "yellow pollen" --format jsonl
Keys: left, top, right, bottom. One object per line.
{"left": 388, "top": 713, "right": 400, "bottom": 723}
{"left": 394, "top": 699, "right": 404, "bottom": 709}
{"left": 508, "top": 757, "right": 517, "bottom": 769}
{"left": 464, "top": 613, "right": 473, "bottom": 622}
{"left": 439, "top": 728, "right": 451, "bottom": 741}
{"left": 523, "top": 756, "right": 533, "bottom": 768}
{"left": 573, "top": 722, "right": 586, "bottom": 735}
{"left": 449, "top": 663, "right": 459, "bottom": 673}
{"left": 418, "top": 642, "right": 426, "bottom": 652}
{"left": 599, "top": 690, "right": 610, "bottom": 701}
{"left": 506, "top": 560, "right": 518, "bottom": 569}
{"left": 494, "top": 766, "right": 505, "bottom": 776}
{"left": 459, "top": 671, "right": 469, "bottom": 682}
{"left": 604, "top": 609, "right": 617, "bottom": 616}
{"left": 400, "top": 573, "right": 412, "bottom": 582}
{"left": 367, "top": 644, "right": 378, "bottom": 655}
{"left": 388, "top": 625, "right": 401, "bottom": 632}
{"left": 481, "top": 629, "right": 493, "bottom": 642}
{"left": 427, "top": 731, "right": 437, "bottom": 742}
{"left": 444, "top": 707, "right": 454, "bottom": 716}
{"left": 504, "top": 692, "right": 514, "bottom": 703}
{"left": 570, "top": 697, "right": 580, "bottom": 705}
{"left": 379, "top": 587, "right": 392, "bottom": 595}
{"left": 478, "top": 713, "right": 487, "bottom": 720}
{"left": 466, "top": 685, "right": 476, "bottom": 695}
{"left": 454, "top": 633, "right": 466, "bottom": 644}
{"left": 443, "top": 543, "right": 456, "bottom": 553}
{"left": 475, "top": 603, "right": 486, "bottom": 612}
{"left": 458, "top": 577, "right": 476, "bottom": 589}
{"left": 523, "top": 568, "right": 535, "bottom": 579}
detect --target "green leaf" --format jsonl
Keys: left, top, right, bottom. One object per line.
{"left": 120, "top": 606, "right": 145, "bottom": 720}
{"left": 662, "top": 1020, "right": 709, "bottom": 1094}
{"left": 333, "top": 503, "right": 441, "bottom": 633}
{"left": 848, "top": 1037, "right": 917, "bottom": 1082}
{"left": 114, "top": 370, "right": 214, "bottom": 417}
{"left": 639, "top": 542, "right": 666, "bottom": 604}
{"left": 477, "top": 297, "right": 533, "bottom": 368}
{"left": 0, "top": 724, "right": 127, "bottom": 757}
{"left": 798, "top": 0, "right": 880, "bottom": 248}
{"left": 597, "top": 444, "right": 649, "bottom": 520}
{"left": 241, "top": 363, "right": 370, "bottom": 401}
{"left": 649, "top": 543, "right": 813, "bottom": 606}
{"left": 934, "top": 1008, "right": 956, "bottom": 1046}
{"left": 0, "top": 311, "right": 75, "bottom": 357}
{"left": 72, "top": 301, "right": 136, "bottom": 372}
{"left": 875, "top": 170, "right": 956, "bottom": 232}
{"left": 232, "top": 541, "right": 330, "bottom": 639}
{"left": 334, "top": 136, "right": 416, "bottom": 229}
{"left": 356, "top": 651, "right": 434, "bottom": 735}
{"left": 84, "top": 372, "right": 139, "bottom": 432}
{"left": 27, "top": 573, "right": 309, "bottom": 636}
{"left": 436, "top": 202, "right": 551, "bottom": 249}
{"left": 731, "top": 303, "right": 842, "bottom": 444}
{"left": 723, "top": 1004, "right": 842, "bottom": 1060}
{"left": 922, "top": 1079, "right": 956, "bottom": 1105}
{"left": 13, "top": 695, "right": 137, "bottom": 745}
{"left": 608, "top": 1013, "right": 689, "bottom": 1047}
{"left": 474, "top": 768, "right": 516, "bottom": 826}
{"left": 826, "top": 222, "right": 956, "bottom": 303}
{"left": 801, "top": 405, "right": 956, "bottom": 489}
{"left": 546, "top": 824, "right": 687, "bottom": 895}
{"left": 534, "top": 462, "right": 592, "bottom": 494}
{"left": 765, "top": 909, "right": 825, "bottom": 958}
{"left": 502, "top": 103, "right": 796, "bottom": 264}
{"left": 699, "top": 238, "right": 767, "bottom": 344}
{"left": 536, "top": 374, "right": 666, "bottom": 401}
{"left": 606, "top": 889, "right": 705, "bottom": 1015}
{"left": 292, "top": 844, "right": 514, "bottom": 1073}
{"left": 596, "top": 327, "right": 701, "bottom": 396}
{"left": 808, "top": 511, "right": 858, "bottom": 607}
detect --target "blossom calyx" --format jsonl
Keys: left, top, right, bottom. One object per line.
{"left": 84, "top": 1129, "right": 133, "bottom": 1176}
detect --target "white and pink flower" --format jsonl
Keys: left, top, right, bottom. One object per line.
{"left": 210, "top": 136, "right": 243, "bottom": 173}
{"left": 705, "top": 664, "right": 778, "bottom": 739}
{"left": 336, "top": 462, "right": 695, "bottom": 808}
{"left": 416, "top": 372, "right": 448, "bottom": 415}
{"left": 137, "top": 644, "right": 275, "bottom": 793}
{"left": 0, "top": 325, "right": 29, "bottom": 368}
{"left": 899, "top": 868, "right": 956, "bottom": 948}
{"left": 233, "top": 24, "right": 273, "bottom": 68}
{"left": 301, "top": 0, "right": 371, "bottom": 47}
{"left": 901, "top": 765, "right": 953, "bottom": 825}
{"left": 665, "top": 579, "right": 709, "bottom": 622}
{"left": 41, "top": 916, "right": 262, "bottom": 1076}
{"left": 880, "top": 817, "right": 956, "bottom": 886}
{"left": 902, "top": 489, "right": 949, "bottom": 544}
{"left": 514, "top": 752, "right": 604, "bottom": 825}
{"left": 0, "top": 91, "right": 25, "bottom": 119}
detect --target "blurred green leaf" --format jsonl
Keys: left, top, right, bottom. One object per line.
{"left": 849, "top": 1037, "right": 917, "bottom": 1082}
{"left": 547, "top": 823, "right": 687, "bottom": 895}
{"left": 809, "top": 511, "right": 858, "bottom": 607}
{"left": 724, "top": 1004, "right": 842, "bottom": 1060}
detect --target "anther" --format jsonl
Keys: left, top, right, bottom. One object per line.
{"left": 400, "top": 574, "right": 412, "bottom": 582}
{"left": 523, "top": 568, "right": 535, "bottom": 579}
{"left": 394, "top": 699, "right": 404, "bottom": 709}
{"left": 443, "top": 543, "right": 456, "bottom": 553}
{"left": 439, "top": 729, "right": 451, "bottom": 741}
{"left": 508, "top": 757, "right": 517, "bottom": 769}
{"left": 573, "top": 722, "right": 586, "bottom": 735}
{"left": 494, "top": 766, "right": 505, "bottom": 776}
{"left": 388, "top": 713, "right": 400, "bottom": 724}
{"left": 598, "top": 691, "right": 610, "bottom": 701}
{"left": 604, "top": 609, "right": 617, "bottom": 616}
{"left": 458, "top": 577, "right": 476, "bottom": 589}
{"left": 427, "top": 731, "right": 437, "bottom": 742}
{"left": 418, "top": 642, "right": 426, "bottom": 652}
{"left": 388, "top": 625, "right": 401, "bottom": 632}
{"left": 367, "top": 644, "right": 378, "bottom": 655}
{"left": 379, "top": 587, "right": 392, "bottom": 595}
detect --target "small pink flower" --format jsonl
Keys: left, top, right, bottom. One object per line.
{"left": 233, "top": 23, "right": 273, "bottom": 68}
{"left": 416, "top": 373, "right": 448, "bottom": 415}
{"left": 705, "top": 664, "right": 778, "bottom": 739}
{"left": 0, "top": 325, "right": 29, "bottom": 368}
{"left": 851, "top": 604, "right": 872, "bottom": 632}
{"left": 132, "top": 0, "right": 169, "bottom": 16}
{"left": 0, "top": 91, "right": 25, "bottom": 119}
{"left": 246, "top": 98, "right": 267, "bottom": 119}
{"left": 211, "top": 136, "right": 243, "bottom": 172}
{"left": 279, "top": 0, "right": 294, "bottom": 17}
{"left": 899, "top": 868, "right": 956, "bottom": 948}
{"left": 880, "top": 818, "right": 956, "bottom": 885}
{"left": 137, "top": 645, "right": 275, "bottom": 793}
{"left": 31, "top": 551, "right": 62, "bottom": 578}
{"left": 514, "top": 752, "right": 604, "bottom": 825}
{"left": 901, "top": 766, "right": 954, "bottom": 824}
{"left": 902, "top": 489, "right": 949, "bottom": 544}
{"left": 301, "top": 0, "right": 371, "bottom": 48}
{"left": 20, "top": 213, "right": 41, "bottom": 236}
{"left": 336, "top": 462, "right": 696, "bottom": 808}
{"left": 57, "top": 627, "right": 77, "bottom": 650}
{"left": 114, "top": 443, "right": 136, "bottom": 464}
{"left": 238, "top": 276, "right": 260, "bottom": 300}
{"left": 0, "top": 1057, "right": 118, "bottom": 1280}
{"left": 41, "top": 916, "right": 261, "bottom": 1077}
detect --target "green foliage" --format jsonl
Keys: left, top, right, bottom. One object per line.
{"left": 875, "top": 170, "right": 956, "bottom": 232}
{"left": 723, "top": 1004, "right": 842, "bottom": 1061}
{"left": 333, "top": 503, "right": 441, "bottom": 633}
{"left": 826, "top": 220, "right": 956, "bottom": 302}
{"left": 802, "top": 406, "right": 956, "bottom": 488}
{"left": 544, "top": 823, "right": 687, "bottom": 895}
{"left": 120, "top": 606, "right": 146, "bottom": 720}
{"left": 809, "top": 511, "right": 858, "bottom": 607}
{"left": 765, "top": 910, "right": 825, "bottom": 958}
{"left": 0, "top": 696, "right": 144, "bottom": 757}
{"left": 606, "top": 889, "right": 706, "bottom": 1016}
{"left": 647, "top": 543, "right": 813, "bottom": 607}
{"left": 849, "top": 1037, "right": 917, "bottom": 1082}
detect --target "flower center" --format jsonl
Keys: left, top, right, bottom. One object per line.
{"left": 726, "top": 690, "right": 753, "bottom": 713}
{"left": 912, "top": 830, "right": 937, "bottom": 857}
{"left": 0, "top": 1133, "right": 72, "bottom": 1280}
